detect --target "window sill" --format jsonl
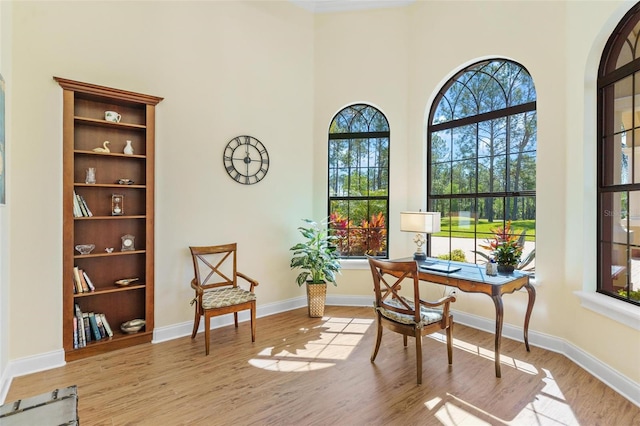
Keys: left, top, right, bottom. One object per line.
{"left": 339, "top": 259, "right": 369, "bottom": 270}
{"left": 574, "top": 291, "right": 640, "bottom": 331}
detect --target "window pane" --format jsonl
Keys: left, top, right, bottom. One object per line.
{"left": 329, "top": 140, "right": 349, "bottom": 168}
{"left": 509, "top": 112, "right": 537, "bottom": 153}
{"left": 452, "top": 159, "right": 476, "bottom": 195}
{"left": 478, "top": 118, "right": 507, "bottom": 156}
{"left": 509, "top": 153, "right": 536, "bottom": 191}
{"left": 452, "top": 125, "right": 476, "bottom": 161}
{"left": 602, "top": 132, "right": 627, "bottom": 186}
{"left": 431, "top": 130, "right": 452, "bottom": 163}
{"left": 615, "top": 20, "right": 640, "bottom": 70}
{"left": 431, "top": 162, "right": 451, "bottom": 195}
{"left": 478, "top": 155, "right": 506, "bottom": 193}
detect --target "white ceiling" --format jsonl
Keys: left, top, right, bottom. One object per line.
{"left": 289, "top": 0, "right": 415, "bottom": 13}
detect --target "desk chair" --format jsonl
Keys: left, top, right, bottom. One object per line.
{"left": 368, "top": 257, "right": 456, "bottom": 384}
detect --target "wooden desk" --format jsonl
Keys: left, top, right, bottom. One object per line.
{"left": 391, "top": 258, "right": 535, "bottom": 378}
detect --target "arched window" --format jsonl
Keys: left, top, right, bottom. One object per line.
{"left": 328, "top": 104, "right": 389, "bottom": 259}
{"left": 598, "top": 3, "right": 640, "bottom": 305}
{"left": 427, "top": 59, "right": 537, "bottom": 269}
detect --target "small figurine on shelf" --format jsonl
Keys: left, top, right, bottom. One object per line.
{"left": 111, "top": 194, "right": 124, "bottom": 216}
{"left": 92, "top": 141, "right": 110, "bottom": 153}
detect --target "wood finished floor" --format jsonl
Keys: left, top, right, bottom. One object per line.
{"left": 6, "top": 306, "right": 640, "bottom": 425}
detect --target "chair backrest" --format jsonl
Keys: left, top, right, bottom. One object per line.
{"left": 368, "top": 257, "right": 421, "bottom": 323}
{"left": 190, "top": 243, "right": 238, "bottom": 290}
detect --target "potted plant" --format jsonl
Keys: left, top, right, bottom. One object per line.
{"left": 477, "top": 221, "right": 526, "bottom": 273}
{"left": 290, "top": 218, "right": 341, "bottom": 317}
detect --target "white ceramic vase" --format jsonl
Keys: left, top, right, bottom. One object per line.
{"left": 124, "top": 140, "right": 134, "bottom": 155}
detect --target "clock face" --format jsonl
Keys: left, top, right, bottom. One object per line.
{"left": 223, "top": 135, "right": 269, "bottom": 185}
{"left": 121, "top": 234, "right": 135, "bottom": 251}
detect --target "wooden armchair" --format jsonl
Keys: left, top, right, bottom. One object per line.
{"left": 189, "top": 243, "right": 258, "bottom": 355}
{"left": 368, "top": 257, "right": 456, "bottom": 384}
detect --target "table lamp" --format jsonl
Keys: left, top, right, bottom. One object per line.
{"left": 400, "top": 211, "right": 441, "bottom": 261}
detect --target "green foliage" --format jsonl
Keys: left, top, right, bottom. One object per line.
{"left": 437, "top": 249, "right": 467, "bottom": 262}
{"left": 290, "top": 219, "right": 341, "bottom": 286}
{"left": 618, "top": 288, "right": 640, "bottom": 301}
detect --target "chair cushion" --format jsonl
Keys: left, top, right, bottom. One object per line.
{"left": 376, "top": 297, "right": 443, "bottom": 327}
{"left": 202, "top": 287, "right": 256, "bottom": 309}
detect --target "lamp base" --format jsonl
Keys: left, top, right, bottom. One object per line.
{"left": 413, "top": 252, "right": 427, "bottom": 261}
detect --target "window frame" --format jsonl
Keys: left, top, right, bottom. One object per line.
{"left": 426, "top": 59, "right": 537, "bottom": 266}
{"left": 597, "top": 2, "right": 640, "bottom": 307}
{"left": 327, "top": 104, "right": 390, "bottom": 260}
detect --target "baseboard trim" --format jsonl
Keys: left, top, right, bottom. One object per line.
{"left": 0, "top": 349, "right": 65, "bottom": 404}
{"left": 2, "top": 296, "right": 638, "bottom": 408}
{"left": 450, "top": 309, "right": 640, "bottom": 408}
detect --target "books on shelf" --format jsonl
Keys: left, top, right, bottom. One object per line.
{"left": 88, "top": 312, "right": 102, "bottom": 341}
{"left": 73, "top": 305, "right": 113, "bottom": 347}
{"left": 82, "top": 313, "right": 91, "bottom": 344}
{"left": 72, "top": 266, "right": 95, "bottom": 293}
{"left": 99, "top": 313, "right": 113, "bottom": 337}
{"left": 82, "top": 270, "right": 95, "bottom": 291}
{"left": 74, "top": 304, "right": 85, "bottom": 348}
{"left": 73, "top": 190, "right": 93, "bottom": 218}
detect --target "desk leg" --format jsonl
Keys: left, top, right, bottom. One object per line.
{"left": 491, "top": 295, "right": 504, "bottom": 378}
{"left": 523, "top": 282, "right": 536, "bottom": 352}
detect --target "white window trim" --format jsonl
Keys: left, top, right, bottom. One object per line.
{"left": 574, "top": 290, "right": 640, "bottom": 331}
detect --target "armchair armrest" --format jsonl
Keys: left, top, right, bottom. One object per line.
{"left": 237, "top": 271, "right": 259, "bottom": 292}
{"left": 419, "top": 293, "right": 456, "bottom": 319}
{"left": 419, "top": 293, "right": 456, "bottom": 308}
{"left": 190, "top": 278, "right": 203, "bottom": 295}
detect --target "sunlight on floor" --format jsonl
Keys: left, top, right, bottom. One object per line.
{"left": 248, "top": 316, "right": 374, "bottom": 372}
{"left": 423, "top": 344, "right": 579, "bottom": 425}
{"left": 428, "top": 333, "right": 538, "bottom": 375}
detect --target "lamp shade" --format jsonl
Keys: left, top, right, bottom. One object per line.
{"left": 400, "top": 211, "right": 441, "bottom": 233}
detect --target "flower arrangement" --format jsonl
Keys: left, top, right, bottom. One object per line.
{"left": 478, "top": 221, "right": 525, "bottom": 267}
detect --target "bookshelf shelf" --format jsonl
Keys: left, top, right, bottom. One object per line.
{"left": 57, "top": 76, "right": 162, "bottom": 361}
{"left": 73, "top": 284, "right": 146, "bottom": 298}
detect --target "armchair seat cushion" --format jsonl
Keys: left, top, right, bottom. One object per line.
{"left": 376, "top": 297, "right": 443, "bottom": 327}
{"left": 202, "top": 287, "right": 256, "bottom": 309}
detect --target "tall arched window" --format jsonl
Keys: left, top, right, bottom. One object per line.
{"left": 427, "top": 59, "right": 537, "bottom": 269}
{"left": 328, "top": 104, "right": 389, "bottom": 259}
{"left": 598, "top": 3, "right": 640, "bottom": 305}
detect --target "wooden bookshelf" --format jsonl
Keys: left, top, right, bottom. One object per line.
{"left": 55, "top": 77, "right": 163, "bottom": 361}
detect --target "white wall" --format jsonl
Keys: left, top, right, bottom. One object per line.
{"left": 8, "top": 0, "right": 314, "bottom": 359}
{"left": 0, "top": 0, "right": 11, "bottom": 399}
{"left": 2, "top": 0, "right": 639, "bottom": 400}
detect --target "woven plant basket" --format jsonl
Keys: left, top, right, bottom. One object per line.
{"left": 306, "top": 282, "right": 327, "bottom": 318}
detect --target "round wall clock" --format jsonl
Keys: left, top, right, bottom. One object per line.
{"left": 223, "top": 135, "right": 269, "bottom": 185}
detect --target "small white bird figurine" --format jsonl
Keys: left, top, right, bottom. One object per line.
{"left": 93, "top": 141, "right": 110, "bottom": 153}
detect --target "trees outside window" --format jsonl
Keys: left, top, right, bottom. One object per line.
{"left": 598, "top": 3, "right": 640, "bottom": 305}
{"left": 328, "top": 104, "right": 389, "bottom": 258}
{"left": 427, "top": 60, "right": 536, "bottom": 268}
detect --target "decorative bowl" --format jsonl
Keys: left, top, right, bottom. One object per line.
{"left": 121, "top": 319, "right": 145, "bottom": 334}
{"left": 75, "top": 244, "right": 95, "bottom": 255}
{"left": 114, "top": 277, "right": 139, "bottom": 287}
